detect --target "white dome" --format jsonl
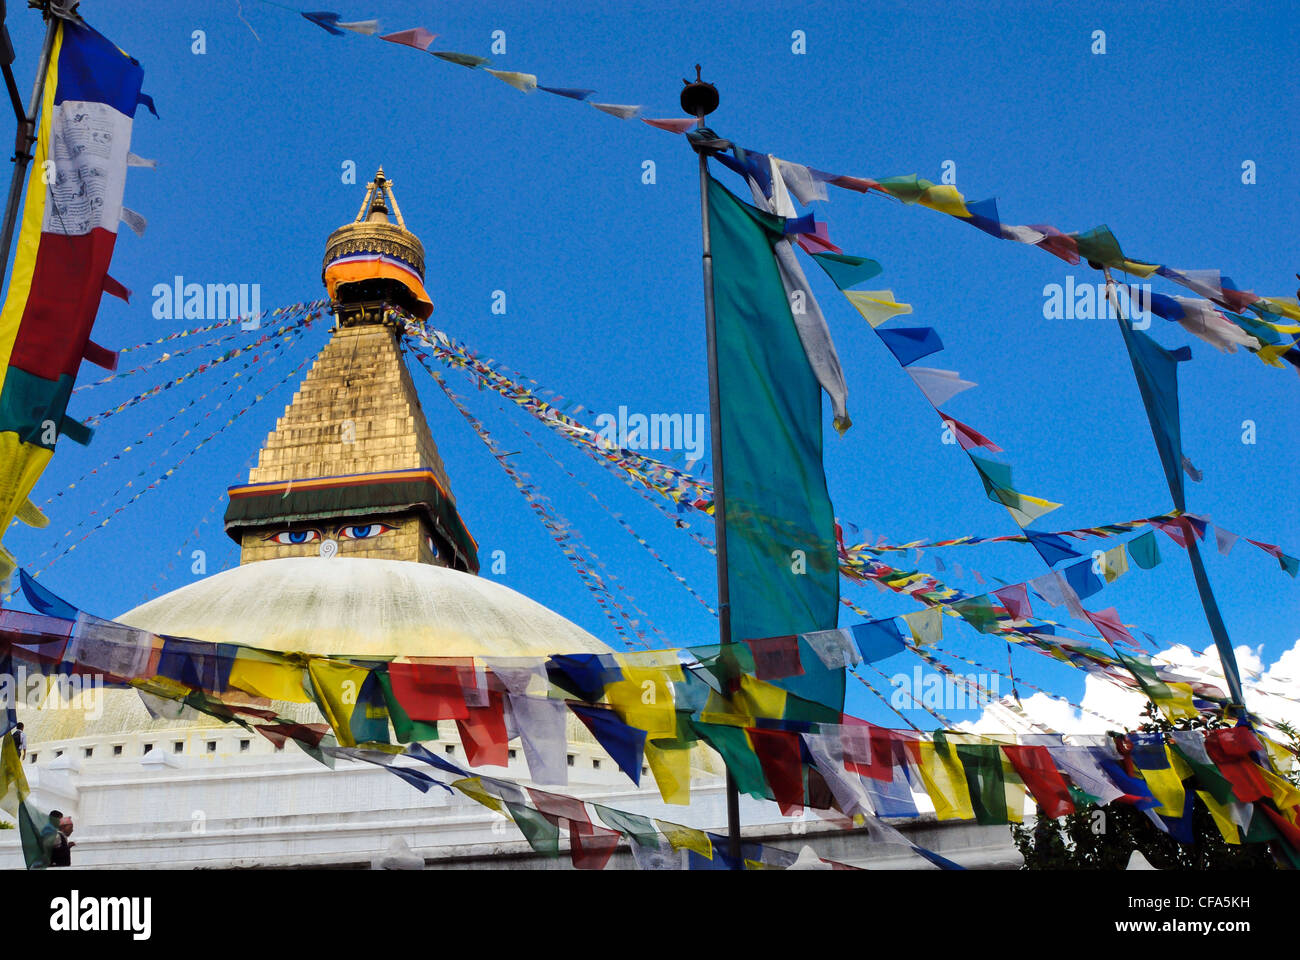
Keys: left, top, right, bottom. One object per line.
{"left": 21, "top": 557, "right": 608, "bottom": 742}
{"left": 118, "top": 557, "right": 610, "bottom": 658}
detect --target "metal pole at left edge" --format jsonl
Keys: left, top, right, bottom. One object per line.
{"left": 0, "top": 5, "right": 57, "bottom": 289}
{"left": 681, "top": 66, "right": 743, "bottom": 869}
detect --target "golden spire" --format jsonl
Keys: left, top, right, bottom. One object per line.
{"left": 322, "top": 167, "right": 432, "bottom": 321}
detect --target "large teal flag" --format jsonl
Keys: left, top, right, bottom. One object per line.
{"left": 707, "top": 176, "right": 842, "bottom": 709}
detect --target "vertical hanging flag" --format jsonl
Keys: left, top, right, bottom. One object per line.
{"left": 1116, "top": 307, "right": 1246, "bottom": 710}
{"left": 706, "top": 176, "right": 841, "bottom": 710}
{"left": 0, "top": 17, "right": 147, "bottom": 578}
{"left": 1117, "top": 322, "right": 1193, "bottom": 512}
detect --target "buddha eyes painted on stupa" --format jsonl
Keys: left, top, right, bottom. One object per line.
{"left": 263, "top": 522, "right": 394, "bottom": 545}
{"left": 265, "top": 529, "right": 321, "bottom": 546}
{"left": 338, "top": 523, "right": 393, "bottom": 541}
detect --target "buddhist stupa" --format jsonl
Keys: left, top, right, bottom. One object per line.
{"left": 7, "top": 170, "right": 651, "bottom": 868}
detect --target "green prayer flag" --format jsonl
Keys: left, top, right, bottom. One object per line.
{"left": 1071, "top": 225, "right": 1124, "bottom": 266}
{"left": 376, "top": 671, "right": 440, "bottom": 743}
{"left": 432, "top": 50, "right": 489, "bottom": 68}
{"left": 593, "top": 803, "right": 659, "bottom": 848}
{"left": 707, "top": 176, "right": 842, "bottom": 711}
{"left": 951, "top": 594, "right": 1001, "bottom": 634}
{"left": 691, "top": 720, "right": 771, "bottom": 800}
{"left": 809, "top": 251, "right": 883, "bottom": 290}
{"left": 1170, "top": 744, "right": 1235, "bottom": 806}
{"left": 1127, "top": 529, "right": 1162, "bottom": 569}
{"left": 505, "top": 800, "right": 560, "bottom": 855}
{"left": 955, "top": 743, "right": 1009, "bottom": 825}
{"left": 874, "top": 174, "right": 933, "bottom": 204}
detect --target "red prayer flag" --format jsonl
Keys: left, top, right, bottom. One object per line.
{"left": 745, "top": 634, "right": 804, "bottom": 680}
{"left": 569, "top": 821, "right": 622, "bottom": 870}
{"left": 527, "top": 787, "right": 590, "bottom": 826}
{"left": 941, "top": 414, "right": 1003, "bottom": 452}
{"left": 641, "top": 117, "right": 697, "bottom": 134}
{"left": 829, "top": 174, "right": 878, "bottom": 193}
{"left": 387, "top": 659, "right": 475, "bottom": 722}
{"left": 993, "top": 583, "right": 1032, "bottom": 621}
{"left": 380, "top": 27, "right": 437, "bottom": 51}
{"left": 1002, "top": 744, "right": 1075, "bottom": 818}
{"left": 455, "top": 689, "right": 509, "bottom": 767}
{"left": 747, "top": 727, "right": 805, "bottom": 816}
{"left": 1085, "top": 607, "right": 1137, "bottom": 648}
{"left": 1205, "top": 729, "right": 1271, "bottom": 803}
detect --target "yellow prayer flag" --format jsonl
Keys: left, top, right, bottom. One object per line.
{"left": 306, "top": 658, "right": 375, "bottom": 748}
{"left": 918, "top": 184, "right": 971, "bottom": 218}
{"left": 1261, "top": 768, "right": 1300, "bottom": 810}
{"left": 655, "top": 819, "right": 711, "bottom": 858}
{"left": 843, "top": 289, "right": 912, "bottom": 328}
{"left": 735, "top": 674, "right": 787, "bottom": 722}
{"left": 452, "top": 777, "right": 505, "bottom": 814}
{"left": 1255, "top": 343, "right": 1290, "bottom": 367}
{"left": 228, "top": 649, "right": 311, "bottom": 702}
{"left": 1136, "top": 754, "right": 1185, "bottom": 818}
{"left": 1, "top": 734, "right": 30, "bottom": 819}
{"left": 606, "top": 652, "right": 684, "bottom": 736}
{"left": 485, "top": 69, "right": 537, "bottom": 93}
{"left": 903, "top": 606, "right": 943, "bottom": 647}
{"left": 1103, "top": 543, "right": 1128, "bottom": 583}
{"left": 699, "top": 688, "right": 751, "bottom": 728}
{"left": 914, "top": 741, "right": 976, "bottom": 821}
{"left": 1196, "top": 790, "right": 1241, "bottom": 845}
{"left": 1119, "top": 259, "right": 1161, "bottom": 278}
{"left": 1000, "top": 751, "right": 1027, "bottom": 824}
{"left": 1259, "top": 297, "right": 1300, "bottom": 322}
{"left": 1152, "top": 682, "right": 1200, "bottom": 721}
{"left": 644, "top": 738, "right": 691, "bottom": 806}
{"left": 998, "top": 491, "right": 1062, "bottom": 527}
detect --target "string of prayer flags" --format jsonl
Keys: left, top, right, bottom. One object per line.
{"left": 7, "top": 576, "right": 1300, "bottom": 869}
{"left": 0, "top": 16, "right": 150, "bottom": 580}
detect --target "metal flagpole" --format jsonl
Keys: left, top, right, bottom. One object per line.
{"left": 0, "top": 1, "right": 57, "bottom": 288}
{"left": 681, "top": 66, "right": 742, "bottom": 867}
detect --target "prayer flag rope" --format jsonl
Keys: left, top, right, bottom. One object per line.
{"left": 6, "top": 575, "right": 1299, "bottom": 869}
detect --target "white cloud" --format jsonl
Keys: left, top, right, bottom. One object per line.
{"left": 964, "top": 638, "right": 1300, "bottom": 736}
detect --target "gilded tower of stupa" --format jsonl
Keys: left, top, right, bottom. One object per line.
{"left": 223, "top": 169, "right": 478, "bottom": 571}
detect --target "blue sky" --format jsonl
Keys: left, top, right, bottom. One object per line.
{"left": 3, "top": 0, "right": 1297, "bottom": 727}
